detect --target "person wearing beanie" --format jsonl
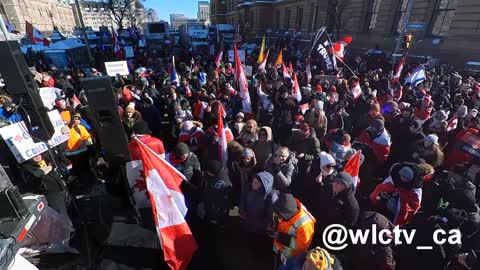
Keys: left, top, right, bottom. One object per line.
{"left": 272, "top": 193, "right": 315, "bottom": 265}
{"left": 231, "top": 112, "right": 245, "bottom": 138}
{"left": 413, "top": 134, "right": 444, "bottom": 168}
{"left": 273, "top": 85, "right": 297, "bottom": 146}
{"left": 0, "top": 101, "right": 22, "bottom": 124}
{"left": 289, "top": 123, "right": 321, "bottom": 177}
{"left": 128, "top": 120, "right": 165, "bottom": 160}
{"left": 231, "top": 148, "right": 257, "bottom": 205}
{"left": 370, "top": 163, "right": 422, "bottom": 226}
{"left": 198, "top": 160, "right": 232, "bottom": 226}
{"left": 390, "top": 118, "right": 425, "bottom": 164}
{"left": 353, "top": 102, "right": 384, "bottom": 137}
{"left": 178, "top": 121, "right": 206, "bottom": 154}
{"left": 355, "top": 118, "right": 392, "bottom": 165}
{"left": 122, "top": 104, "right": 142, "bottom": 138}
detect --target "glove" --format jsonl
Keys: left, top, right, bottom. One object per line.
{"left": 276, "top": 232, "right": 292, "bottom": 246}
{"left": 61, "top": 125, "right": 70, "bottom": 134}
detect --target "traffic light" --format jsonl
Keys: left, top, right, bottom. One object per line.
{"left": 402, "top": 34, "right": 413, "bottom": 50}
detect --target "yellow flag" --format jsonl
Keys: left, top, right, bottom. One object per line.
{"left": 257, "top": 35, "right": 266, "bottom": 64}
{"left": 274, "top": 50, "right": 283, "bottom": 68}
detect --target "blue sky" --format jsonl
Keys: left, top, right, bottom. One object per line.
{"left": 144, "top": 0, "right": 206, "bottom": 22}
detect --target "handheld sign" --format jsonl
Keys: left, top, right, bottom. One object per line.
{"left": 105, "top": 61, "right": 130, "bottom": 76}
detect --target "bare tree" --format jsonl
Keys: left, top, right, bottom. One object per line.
{"left": 102, "top": 0, "right": 133, "bottom": 30}
{"left": 327, "top": 0, "right": 351, "bottom": 39}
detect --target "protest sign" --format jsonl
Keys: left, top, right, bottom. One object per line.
{"left": 105, "top": 61, "right": 130, "bottom": 76}
{"left": 39, "top": 87, "right": 61, "bottom": 110}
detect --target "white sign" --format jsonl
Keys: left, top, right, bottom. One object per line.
{"left": 105, "top": 61, "right": 130, "bottom": 76}
{"left": 243, "top": 65, "right": 253, "bottom": 77}
{"left": 39, "top": 87, "right": 61, "bottom": 110}
{"left": 228, "top": 49, "right": 246, "bottom": 63}
{"left": 0, "top": 110, "right": 69, "bottom": 163}
{"left": 124, "top": 46, "right": 134, "bottom": 58}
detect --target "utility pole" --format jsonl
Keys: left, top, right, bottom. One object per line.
{"left": 74, "top": 0, "right": 93, "bottom": 61}
{"left": 394, "top": 0, "right": 415, "bottom": 53}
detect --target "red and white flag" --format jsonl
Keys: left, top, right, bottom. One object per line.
{"left": 214, "top": 49, "right": 223, "bottom": 68}
{"left": 193, "top": 100, "right": 208, "bottom": 120}
{"left": 391, "top": 56, "right": 406, "bottom": 85}
{"left": 185, "top": 86, "right": 192, "bottom": 97}
{"left": 129, "top": 137, "right": 197, "bottom": 270}
{"left": 25, "top": 21, "right": 49, "bottom": 46}
{"left": 344, "top": 150, "right": 361, "bottom": 187}
{"left": 234, "top": 45, "right": 252, "bottom": 116}
{"left": 71, "top": 94, "right": 81, "bottom": 108}
{"left": 447, "top": 115, "right": 459, "bottom": 132}
{"left": 217, "top": 105, "right": 228, "bottom": 166}
{"left": 257, "top": 49, "right": 269, "bottom": 71}
{"left": 306, "top": 63, "right": 312, "bottom": 83}
{"left": 351, "top": 81, "right": 362, "bottom": 99}
{"left": 282, "top": 63, "right": 291, "bottom": 81}
{"left": 292, "top": 72, "right": 302, "bottom": 102}
{"left": 288, "top": 62, "right": 294, "bottom": 75}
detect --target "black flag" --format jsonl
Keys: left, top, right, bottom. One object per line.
{"left": 309, "top": 27, "right": 336, "bottom": 72}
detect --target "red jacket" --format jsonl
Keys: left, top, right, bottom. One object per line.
{"left": 446, "top": 128, "right": 479, "bottom": 168}
{"left": 128, "top": 135, "right": 165, "bottom": 160}
{"left": 122, "top": 88, "right": 134, "bottom": 104}
{"left": 356, "top": 130, "right": 391, "bottom": 164}
{"left": 370, "top": 177, "right": 421, "bottom": 226}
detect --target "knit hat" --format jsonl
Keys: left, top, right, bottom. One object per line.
{"left": 60, "top": 111, "right": 71, "bottom": 122}
{"left": 425, "top": 134, "right": 439, "bottom": 145}
{"left": 398, "top": 166, "right": 415, "bottom": 182}
{"left": 125, "top": 106, "right": 135, "bottom": 113}
{"left": 299, "top": 123, "right": 310, "bottom": 137}
{"left": 127, "top": 102, "right": 135, "bottom": 110}
{"left": 411, "top": 119, "right": 422, "bottom": 129}
{"left": 456, "top": 105, "right": 468, "bottom": 118}
{"left": 236, "top": 112, "right": 245, "bottom": 119}
{"left": 241, "top": 148, "right": 255, "bottom": 158}
{"left": 320, "top": 152, "right": 336, "bottom": 167}
{"left": 176, "top": 110, "right": 187, "bottom": 119}
{"left": 370, "top": 119, "right": 385, "bottom": 131}
{"left": 398, "top": 102, "right": 411, "bottom": 110}
{"left": 334, "top": 172, "right": 354, "bottom": 189}
{"left": 273, "top": 193, "right": 298, "bottom": 220}
{"left": 467, "top": 109, "right": 478, "bottom": 120}
{"left": 132, "top": 120, "right": 151, "bottom": 135}
{"left": 55, "top": 98, "right": 66, "bottom": 108}
{"left": 315, "top": 84, "right": 323, "bottom": 92}
{"left": 173, "top": 143, "right": 190, "bottom": 157}
{"left": 205, "top": 160, "right": 223, "bottom": 175}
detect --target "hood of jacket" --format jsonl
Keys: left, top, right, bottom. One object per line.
{"left": 260, "top": 126, "right": 273, "bottom": 142}
{"left": 255, "top": 171, "right": 274, "bottom": 198}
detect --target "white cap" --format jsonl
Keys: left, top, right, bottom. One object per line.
{"left": 127, "top": 102, "right": 135, "bottom": 110}
{"left": 320, "top": 151, "right": 336, "bottom": 167}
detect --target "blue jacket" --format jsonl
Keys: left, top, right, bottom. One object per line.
{"left": 0, "top": 108, "right": 22, "bottom": 123}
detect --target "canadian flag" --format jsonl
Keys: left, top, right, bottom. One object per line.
{"left": 193, "top": 100, "right": 209, "bottom": 120}
{"left": 185, "top": 86, "right": 192, "bottom": 97}
{"left": 214, "top": 49, "right": 223, "bottom": 68}
{"left": 351, "top": 81, "right": 362, "bottom": 99}
{"left": 217, "top": 104, "right": 228, "bottom": 166}
{"left": 128, "top": 137, "right": 197, "bottom": 270}
{"left": 446, "top": 115, "right": 459, "bottom": 132}
{"left": 344, "top": 150, "right": 361, "bottom": 187}
{"left": 258, "top": 49, "right": 269, "bottom": 71}
{"left": 71, "top": 94, "right": 81, "bottom": 108}
{"left": 288, "top": 61, "right": 294, "bottom": 74}
{"left": 25, "top": 21, "right": 49, "bottom": 46}
{"left": 234, "top": 45, "right": 252, "bottom": 116}
{"left": 333, "top": 36, "right": 352, "bottom": 61}
{"left": 282, "top": 63, "right": 292, "bottom": 82}
{"left": 391, "top": 56, "right": 406, "bottom": 85}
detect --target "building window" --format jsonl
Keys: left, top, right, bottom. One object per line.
{"left": 284, "top": 8, "right": 290, "bottom": 29}
{"left": 275, "top": 10, "right": 280, "bottom": 29}
{"left": 428, "top": 0, "right": 458, "bottom": 36}
{"left": 296, "top": 7, "right": 303, "bottom": 31}
{"left": 363, "top": 0, "right": 380, "bottom": 32}
{"left": 391, "top": 0, "right": 408, "bottom": 35}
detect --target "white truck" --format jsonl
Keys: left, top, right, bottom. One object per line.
{"left": 143, "top": 22, "right": 169, "bottom": 48}
{"left": 179, "top": 22, "right": 209, "bottom": 51}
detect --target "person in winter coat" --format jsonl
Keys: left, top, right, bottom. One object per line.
{"left": 178, "top": 121, "right": 206, "bottom": 155}
{"left": 236, "top": 119, "right": 259, "bottom": 147}
{"left": 290, "top": 123, "right": 321, "bottom": 176}
{"left": 198, "top": 160, "right": 232, "bottom": 226}
{"left": 122, "top": 105, "right": 143, "bottom": 139}
{"left": 252, "top": 126, "right": 276, "bottom": 171}
{"left": 304, "top": 107, "right": 328, "bottom": 141}
{"left": 370, "top": 163, "right": 423, "bottom": 226}
{"left": 389, "top": 104, "right": 415, "bottom": 144}
{"left": 273, "top": 86, "right": 298, "bottom": 146}
{"left": 272, "top": 193, "right": 316, "bottom": 266}
{"left": 166, "top": 143, "right": 202, "bottom": 185}
{"left": 230, "top": 148, "right": 257, "bottom": 206}
{"left": 140, "top": 98, "right": 163, "bottom": 139}
{"left": 355, "top": 119, "right": 392, "bottom": 165}
{"left": 352, "top": 211, "right": 396, "bottom": 270}
{"left": 240, "top": 171, "right": 278, "bottom": 234}
{"left": 128, "top": 120, "right": 165, "bottom": 159}
{"left": 413, "top": 134, "right": 444, "bottom": 168}
{"left": 0, "top": 101, "right": 22, "bottom": 123}
{"left": 446, "top": 115, "right": 480, "bottom": 168}
{"left": 354, "top": 102, "right": 384, "bottom": 137}
{"left": 327, "top": 104, "right": 353, "bottom": 133}
{"left": 266, "top": 147, "right": 297, "bottom": 193}
{"left": 389, "top": 119, "right": 425, "bottom": 164}
{"left": 327, "top": 172, "right": 360, "bottom": 228}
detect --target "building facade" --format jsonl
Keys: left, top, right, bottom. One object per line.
{"left": 73, "top": 0, "right": 115, "bottom": 31}
{"left": 1, "top": 0, "right": 76, "bottom": 35}
{"left": 170, "top": 13, "right": 187, "bottom": 29}
{"left": 210, "top": 0, "right": 480, "bottom": 65}
{"left": 198, "top": 0, "right": 210, "bottom": 23}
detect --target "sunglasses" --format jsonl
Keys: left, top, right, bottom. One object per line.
{"left": 325, "top": 164, "right": 334, "bottom": 169}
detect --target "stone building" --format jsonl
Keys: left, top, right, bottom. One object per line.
{"left": 73, "top": 0, "right": 115, "bottom": 31}
{"left": 0, "top": 0, "right": 76, "bottom": 35}
{"left": 210, "top": 0, "right": 480, "bottom": 65}
{"left": 198, "top": 0, "right": 210, "bottom": 23}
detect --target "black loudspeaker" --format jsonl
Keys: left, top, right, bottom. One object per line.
{"left": 0, "top": 41, "right": 54, "bottom": 141}
{"left": 82, "top": 76, "right": 131, "bottom": 162}
{"left": 0, "top": 186, "right": 29, "bottom": 221}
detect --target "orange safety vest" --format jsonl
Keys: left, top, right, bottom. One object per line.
{"left": 274, "top": 199, "right": 316, "bottom": 259}
{"left": 66, "top": 124, "right": 92, "bottom": 154}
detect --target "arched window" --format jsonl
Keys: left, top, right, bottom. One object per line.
{"left": 428, "top": 0, "right": 458, "bottom": 36}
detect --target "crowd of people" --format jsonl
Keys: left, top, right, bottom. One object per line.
{"left": 1, "top": 39, "right": 480, "bottom": 270}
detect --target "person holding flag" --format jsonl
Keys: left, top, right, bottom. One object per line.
{"left": 234, "top": 44, "right": 253, "bottom": 119}
{"left": 257, "top": 35, "right": 266, "bottom": 64}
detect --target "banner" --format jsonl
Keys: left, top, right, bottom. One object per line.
{"left": 105, "top": 61, "right": 130, "bottom": 76}
{"left": 457, "top": 130, "right": 480, "bottom": 161}
{"left": 0, "top": 110, "right": 69, "bottom": 163}
{"left": 228, "top": 49, "right": 245, "bottom": 63}
{"left": 311, "top": 27, "right": 336, "bottom": 71}
{"left": 39, "top": 87, "right": 61, "bottom": 110}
